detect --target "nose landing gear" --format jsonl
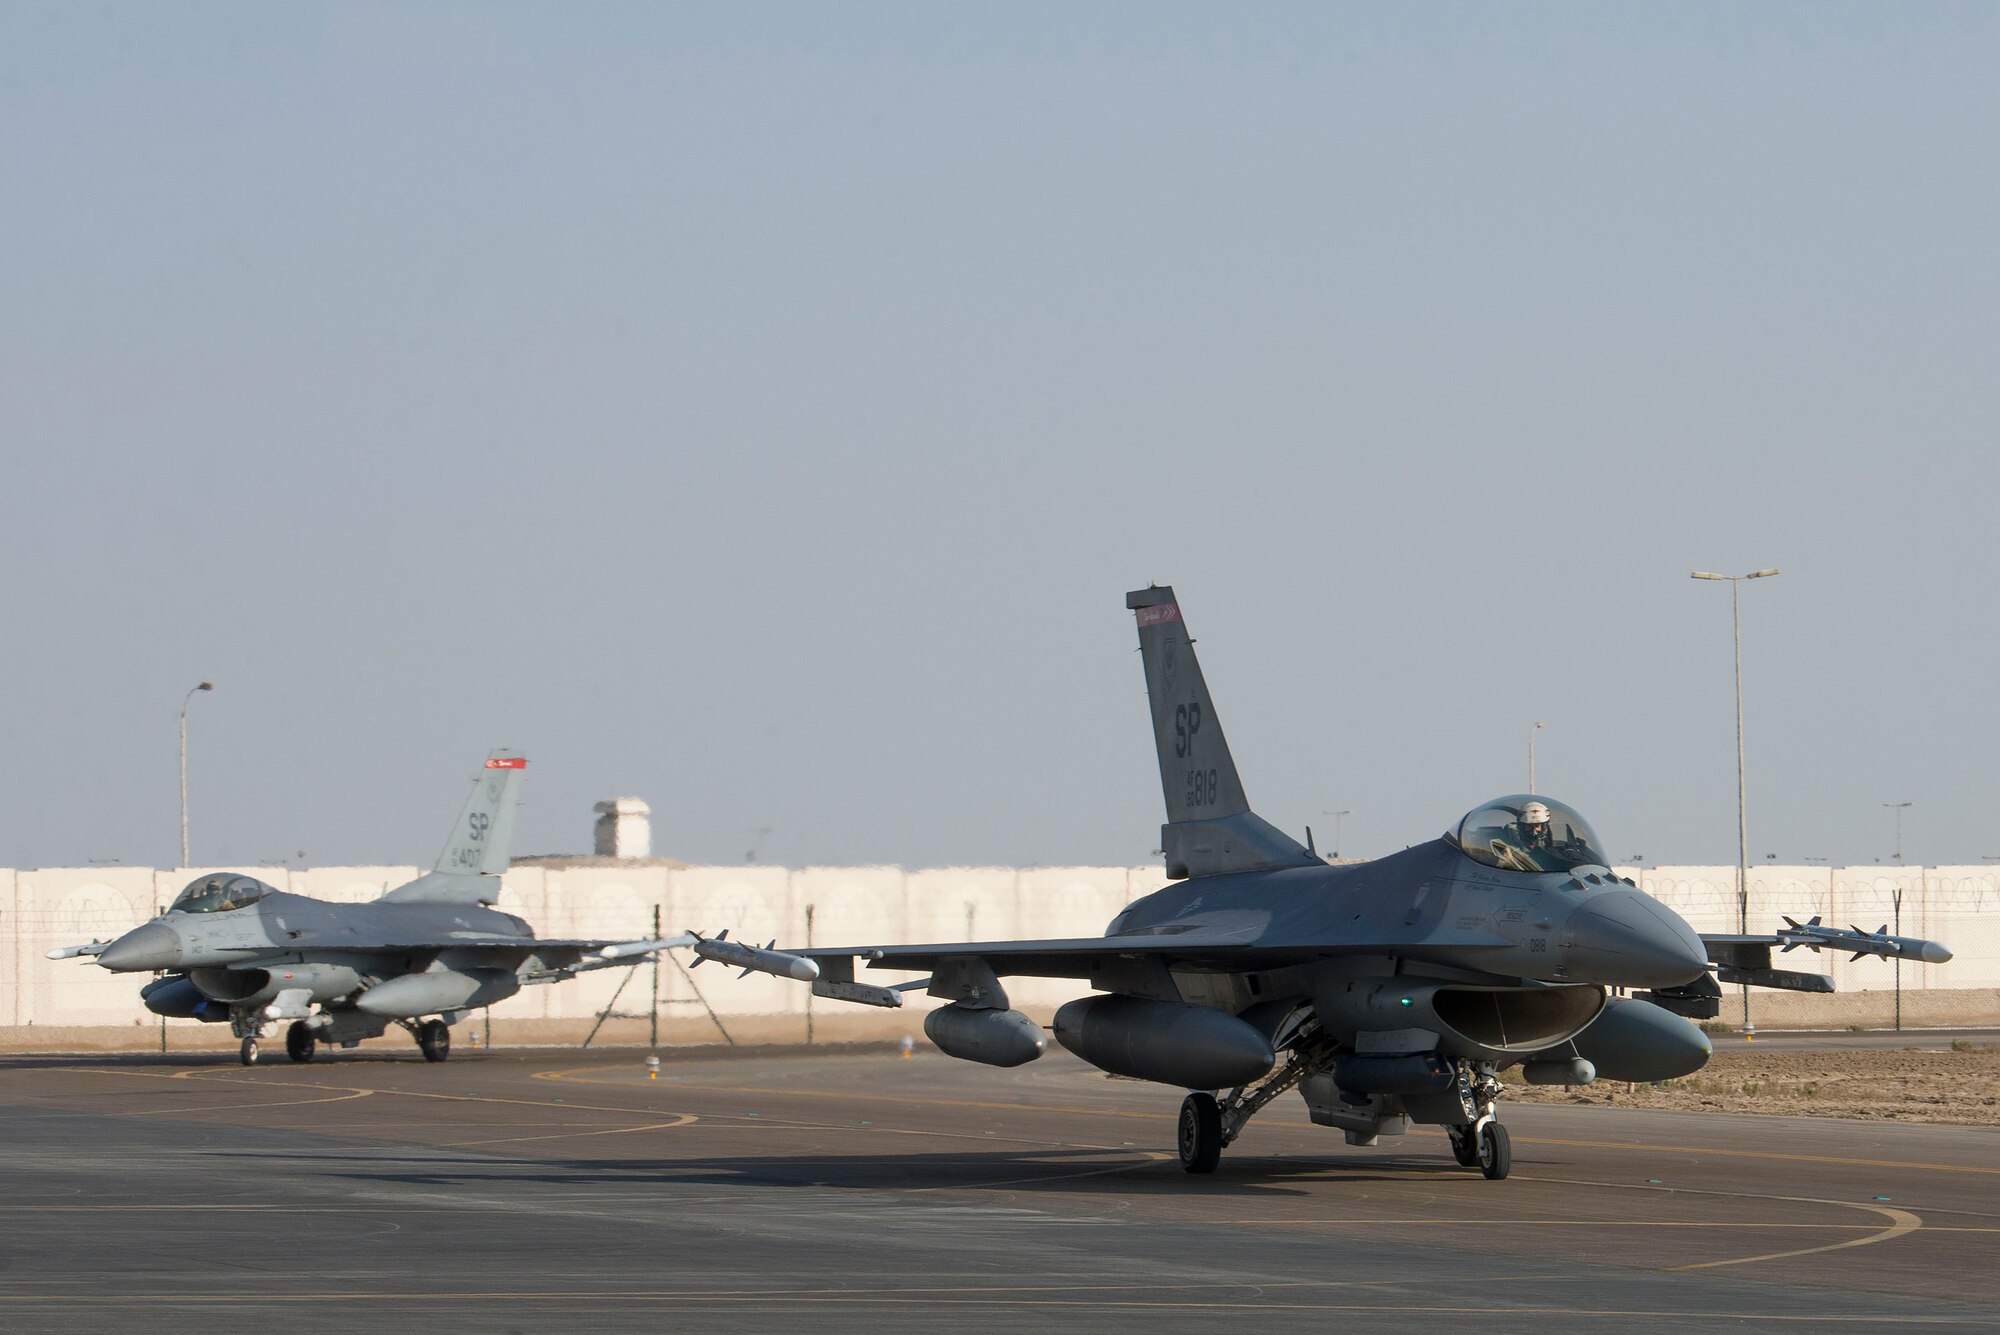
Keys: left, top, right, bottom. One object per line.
{"left": 1444, "top": 1063, "right": 1510, "bottom": 1179}
{"left": 228, "top": 1007, "right": 266, "bottom": 1065}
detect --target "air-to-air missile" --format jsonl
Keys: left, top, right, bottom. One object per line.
{"left": 686, "top": 929, "right": 821, "bottom": 982}
{"left": 1777, "top": 915, "right": 1955, "bottom": 964}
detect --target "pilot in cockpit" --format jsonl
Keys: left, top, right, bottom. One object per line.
{"left": 1518, "top": 800, "right": 1555, "bottom": 851}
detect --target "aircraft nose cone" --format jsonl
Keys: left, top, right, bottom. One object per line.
{"left": 96, "top": 920, "right": 183, "bottom": 972}
{"left": 1563, "top": 889, "right": 1708, "bottom": 989}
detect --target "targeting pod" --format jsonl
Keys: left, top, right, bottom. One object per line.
{"left": 689, "top": 930, "right": 820, "bottom": 983}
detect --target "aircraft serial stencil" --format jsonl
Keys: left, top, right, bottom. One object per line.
{"left": 718, "top": 586, "right": 1953, "bottom": 1178}
{"left": 52, "top": 752, "right": 696, "bottom": 1065}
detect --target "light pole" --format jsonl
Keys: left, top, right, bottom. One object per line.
{"left": 1528, "top": 721, "right": 1545, "bottom": 793}
{"left": 179, "top": 681, "right": 215, "bottom": 868}
{"left": 1692, "top": 567, "right": 1779, "bottom": 1027}
{"left": 1322, "top": 810, "right": 1351, "bottom": 859}
{"left": 1884, "top": 801, "right": 1912, "bottom": 865}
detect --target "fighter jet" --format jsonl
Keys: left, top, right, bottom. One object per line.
{"left": 51, "top": 751, "right": 693, "bottom": 1065}
{"left": 737, "top": 586, "right": 1951, "bottom": 1180}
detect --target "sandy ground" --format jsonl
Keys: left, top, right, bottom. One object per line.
{"left": 1511, "top": 1040, "right": 2000, "bottom": 1125}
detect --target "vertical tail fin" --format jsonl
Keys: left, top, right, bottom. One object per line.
{"left": 436, "top": 749, "right": 527, "bottom": 875}
{"left": 380, "top": 749, "right": 527, "bottom": 905}
{"left": 1127, "top": 587, "right": 1316, "bottom": 880}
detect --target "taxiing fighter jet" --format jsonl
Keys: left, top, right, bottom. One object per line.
{"left": 52, "top": 751, "right": 693, "bottom": 1065}
{"left": 735, "top": 586, "right": 1951, "bottom": 1180}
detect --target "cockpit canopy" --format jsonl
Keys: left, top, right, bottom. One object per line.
{"left": 1456, "top": 795, "right": 1609, "bottom": 874}
{"left": 169, "top": 873, "right": 276, "bottom": 915}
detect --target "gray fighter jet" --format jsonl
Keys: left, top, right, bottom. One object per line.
{"left": 52, "top": 751, "right": 692, "bottom": 1065}
{"left": 757, "top": 586, "right": 1950, "bottom": 1179}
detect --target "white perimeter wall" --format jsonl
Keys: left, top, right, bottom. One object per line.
{"left": 4, "top": 862, "right": 1995, "bottom": 1031}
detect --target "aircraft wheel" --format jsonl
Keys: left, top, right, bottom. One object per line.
{"left": 1447, "top": 1125, "right": 1479, "bottom": 1167}
{"left": 285, "top": 1022, "right": 317, "bottom": 1064}
{"left": 1477, "top": 1121, "right": 1511, "bottom": 1181}
{"left": 1177, "top": 1092, "right": 1223, "bottom": 1174}
{"left": 238, "top": 1037, "right": 260, "bottom": 1066}
{"left": 417, "top": 1019, "right": 451, "bottom": 1063}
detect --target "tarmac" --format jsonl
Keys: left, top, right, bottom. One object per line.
{"left": 0, "top": 1041, "right": 1995, "bottom": 1334}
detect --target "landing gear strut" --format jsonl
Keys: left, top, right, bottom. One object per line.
{"left": 416, "top": 1019, "right": 451, "bottom": 1063}
{"left": 229, "top": 1007, "right": 266, "bottom": 1066}
{"left": 1446, "top": 1061, "right": 1510, "bottom": 1180}
{"left": 285, "top": 1021, "right": 317, "bottom": 1064}
{"left": 1187, "top": 1015, "right": 1337, "bottom": 1174}
{"left": 1178, "top": 1093, "right": 1223, "bottom": 1173}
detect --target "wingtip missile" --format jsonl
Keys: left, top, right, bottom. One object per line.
{"left": 46, "top": 941, "right": 106, "bottom": 961}
{"left": 689, "top": 932, "right": 820, "bottom": 983}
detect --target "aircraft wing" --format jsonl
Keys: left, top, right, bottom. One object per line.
{"left": 800, "top": 932, "right": 1282, "bottom": 977}
{"left": 769, "top": 933, "right": 1270, "bottom": 1009}
{"left": 321, "top": 933, "right": 699, "bottom": 983}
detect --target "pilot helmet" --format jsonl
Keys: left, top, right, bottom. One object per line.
{"left": 1520, "top": 800, "right": 1553, "bottom": 828}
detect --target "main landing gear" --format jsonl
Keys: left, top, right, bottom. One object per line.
{"left": 1178, "top": 1093, "right": 1223, "bottom": 1173}
{"left": 286, "top": 1021, "right": 317, "bottom": 1064}
{"left": 1176, "top": 1035, "right": 1516, "bottom": 1181}
{"left": 392, "top": 1017, "right": 453, "bottom": 1061}
{"left": 416, "top": 1018, "right": 451, "bottom": 1063}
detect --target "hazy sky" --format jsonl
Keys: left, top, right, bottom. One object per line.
{"left": 4, "top": 3, "right": 1995, "bottom": 873}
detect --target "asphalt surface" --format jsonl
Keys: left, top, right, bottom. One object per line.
{"left": 0, "top": 1042, "right": 1995, "bottom": 1334}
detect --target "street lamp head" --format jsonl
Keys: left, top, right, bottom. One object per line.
{"left": 1746, "top": 569, "right": 1779, "bottom": 580}
{"left": 1690, "top": 571, "right": 1727, "bottom": 581}
{"left": 196, "top": 682, "right": 214, "bottom": 692}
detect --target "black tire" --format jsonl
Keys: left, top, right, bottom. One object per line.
{"left": 417, "top": 1019, "right": 451, "bottom": 1063}
{"left": 285, "top": 1021, "right": 317, "bottom": 1064}
{"left": 238, "top": 1037, "right": 260, "bottom": 1066}
{"left": 1478, "top": 1121, "right": 1512, "bottom": 1181}
{"left": 1177, "top": 1092, "right": 1223, "bottom": 1174}
{"left": 1448, "top": 1125, "right": 1479, "bottom": 1167}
